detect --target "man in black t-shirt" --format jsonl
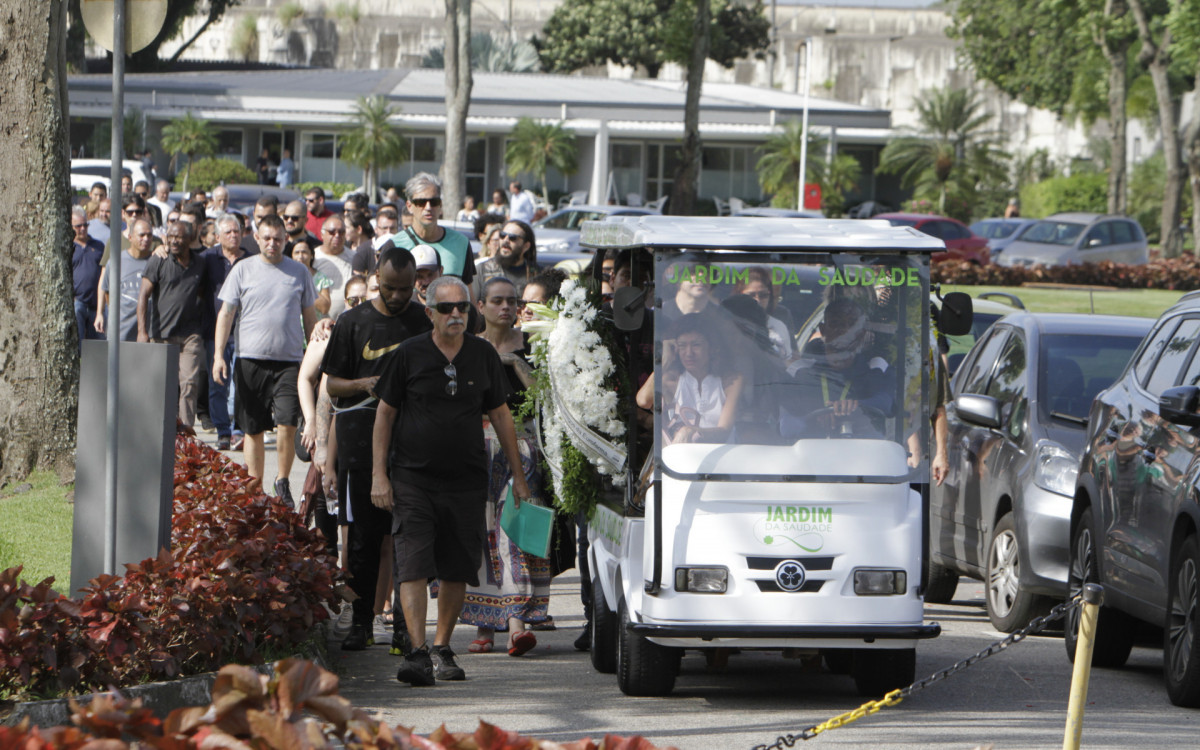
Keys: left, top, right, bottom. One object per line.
{"left": 137, "top": 222, "right": 210, "bottom": 430}
{"left": 322, "top": 246, "right": 430, "bottom": 653}
{"left": 371, "top": 276, "right": 531, "bottom": 686}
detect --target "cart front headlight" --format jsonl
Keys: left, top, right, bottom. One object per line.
{"left": 675, "top": 567, "right": 728, "bottom": 593}
{"left": 853, "top": 569, "right": 907, "bottom": 595}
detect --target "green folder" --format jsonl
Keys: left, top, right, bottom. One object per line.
{"left": 499, "top": 483, "right": 554, "bottom": 559}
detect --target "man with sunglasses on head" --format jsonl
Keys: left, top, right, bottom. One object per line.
{"left": 388, "top": 173, "right": 476, "bottom": 286}
{"left": 469, "top": 218, "right": 541, "bottom": 301}
{"left": 282, "top": 199, "right": 320, "bottom": 258}
{"left": 322, "top": 246, "right": 431, "bottom": 654}
{"left": 371, "top": 276, "right": 531, "bottom": 686}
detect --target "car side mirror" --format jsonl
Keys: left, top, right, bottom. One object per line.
{"left": 938, "top": 292, "right": 973, "bottom": 336}
{"left": 612, "top": 286, "right": 646, "bottom": 331}
{"left": 1159, "top": 386, "right": 1200, "bottom": 427}
{"left": 954, "top": 394, "right": 1001, "bottom": 429}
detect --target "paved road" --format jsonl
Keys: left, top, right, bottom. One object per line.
{"left": 202, "top": 431, "right": 1200, "bottom": 748}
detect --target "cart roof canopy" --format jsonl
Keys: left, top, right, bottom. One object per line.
{"left": 580, "top": 216, "right": 945, "bottom": 253}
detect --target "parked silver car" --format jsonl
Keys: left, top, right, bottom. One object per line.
{"left": 928, "top": 312, "right": 1153, "bottom": 631}
{"left": 534, "top": 205, "right": 657, "bottom": 264}
{"left": 969, "top": 217, "right": 1037, "bottom": 259}
{"left": 994, "top": 213, "right": 1148, "bottom": 267}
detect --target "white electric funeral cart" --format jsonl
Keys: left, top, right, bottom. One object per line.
{"left": 574, "top": 216, "right": 972, "bottom": 697}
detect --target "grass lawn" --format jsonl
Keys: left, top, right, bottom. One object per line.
{"left": 0, "top": 471, "right": 74, "bottom": 591}
{"left": 944, "top": 285, "right": 1187, "bottom": 319}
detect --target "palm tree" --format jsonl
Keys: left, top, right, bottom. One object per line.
{"left": 339, "top": 95, "right": 409, "bottom": 202}
{"left": 878, "top": 87, "right": 1008, "bottom": 215}
{"left": 160, "top": 111, "right": 217, "bottom": 192}
{"left": 756, "top": 120, "right": 831, "bottom": 209}
{"left": 505, "top": 117, "right": 578, "bottom": 205}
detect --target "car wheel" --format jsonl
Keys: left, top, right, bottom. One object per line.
{"left": 851, "top": 648, "right": 916, "bottom": 697}
{"left": 590, "top": 574, "right": 618, "bottom": 674}
{"left": 1064, "top": 506, "right": 1134, "bottom": 667}
{"left": 1165, "top": 536, "right": 1200, "bottom": 707}
{"left": 615, "top": 597, "right": 678, "bottom": 697}
{"left": 924, "top": 554, "right": 959, "bottom": 604}
{"left": 985, "top": 512, "right": 1050, "bottom": 632}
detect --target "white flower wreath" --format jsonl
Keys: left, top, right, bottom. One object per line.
{"left": 525, "top": 279, "right": 627, "bottom": 502}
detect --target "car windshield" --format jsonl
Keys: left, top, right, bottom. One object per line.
{"left": 655, "top": 251, "right": 928, "bottom": 481}
{"left": 1039, "top": 333, "right": 1146, "bottom": 422}
{"left": 971, "top": 221, "right": 1021, "bottom": 240}
{"left": 537, "top": 211, "right": 604, "bottom": 230}
{"left": 1019, "top": 221, "right": 1086, "bottom": 246}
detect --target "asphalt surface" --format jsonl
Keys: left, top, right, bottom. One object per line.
{"left": 205, "top": 429, "right": 1200, "bottom": 749}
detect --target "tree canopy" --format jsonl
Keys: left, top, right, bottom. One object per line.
{"left": 505, "top": 118, "right": 579, "bottom": 204}
{"left": 535, "top": 0, "right": 769, "bottom": 77}
{"left": 340, "top": 96, "right": 409, "bottom": 203}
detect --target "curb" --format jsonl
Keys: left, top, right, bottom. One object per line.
{"left": 2, "top": 622, "right": 330, "bottom": 729}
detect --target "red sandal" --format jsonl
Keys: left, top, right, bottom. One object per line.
{"left": 468, "top": 638, "right": 494, "bottom": 653}
{"left": 508, "top": 630, "right": 536, "bottom": 657}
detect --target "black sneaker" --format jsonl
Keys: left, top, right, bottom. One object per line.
{"left": 396, "top": 645, "right": 435, "bottom": 686}
{"left": 274, "top": 477, "right": 294, "bottom": 508}
{"left": 341, "top": 623, "right": 374, "bottom": 651}
{"left": 389, "top": 630, "right": 413, "bottom": 657}
{"left": 431, "top": 645, "right": 465, "bottom": 681}
{"left": 574, "top": 623, "right": 591, "bottom": 652}
{"left": 217, "top": 436, "right": 231, "bottom": 451}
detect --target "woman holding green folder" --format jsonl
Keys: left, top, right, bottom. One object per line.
{"left": 460, "top": 277, "right": 550, "bottom": 656}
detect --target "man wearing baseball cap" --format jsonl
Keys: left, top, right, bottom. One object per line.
{"left": 411, "top": 244, "right": 442, "bottom": 305}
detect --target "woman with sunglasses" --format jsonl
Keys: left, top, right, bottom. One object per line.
{"left": 291, "top": 241, "right": 333, "bottom": 318}
{"left": 458, "top": 276, "right": 548, "bottom": 656}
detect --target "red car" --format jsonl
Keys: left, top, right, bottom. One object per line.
{"left": 874, "top": 213, "right": 991, "bottom": 265}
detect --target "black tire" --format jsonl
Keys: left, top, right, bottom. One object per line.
{"left": 590, "top": 575, "right": 618, "bottom": 674}
{"left": 1064, "top": 507, "right": 1135, "bottom": 667}
{"left": 851, "top": 649, "right": 916, "bottom": 697}
{"left": 822, "top": 649, "right": 853, "bottom": 675}
{"left": 1165, "top": 536, "right": 1200, "bottom": 706}
{"left": 986, "top": 512, "right": 1052, "bottom": 632}
{"left": 924, "top": 554, "right": 959, "bottom": 604}
{"left": 616, "top": 597, "right": 678, "bottom": 697}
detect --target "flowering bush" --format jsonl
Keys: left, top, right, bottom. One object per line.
{"left": 0, "top": 436, "right": 342, "bottom": 699}
{"left": 0, "top": 659, "right": 678, "bottom": 749}
{"left": 932, "top": 256, "right": 1200, "bottom": 290}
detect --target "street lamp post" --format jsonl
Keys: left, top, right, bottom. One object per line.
{"left": 797, "top": 37, "right": 811, "bottom": 212}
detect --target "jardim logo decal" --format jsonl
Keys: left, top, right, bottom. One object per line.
{"left": 754, "top": 505, "right": 833, "bottom": 551}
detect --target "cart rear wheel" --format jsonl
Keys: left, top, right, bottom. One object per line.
{"left": 851, "top": 648, "right": 915, "bottom": 697}
{"left": 616, "top": 598, "right": 678, "bottom": 696}
{"left": 590, "top": 575, "right": 618, "bottom": 674}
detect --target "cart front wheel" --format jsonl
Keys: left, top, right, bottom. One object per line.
{"left": 616, "top": 598, "right": 678, "bottom": 696}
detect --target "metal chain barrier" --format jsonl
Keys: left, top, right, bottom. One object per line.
{"left": 751, "top": 596, "right": 1084, "bottom": 749}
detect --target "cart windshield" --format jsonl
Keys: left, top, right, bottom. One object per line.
{"left": 652, "top": 251, "right": 930, "bottom": 482}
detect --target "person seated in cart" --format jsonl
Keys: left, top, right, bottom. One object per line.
{"left": 635, "top": 313, "right": 744, "bottom": 444}
{"left": 778, "top": 297, "right": 895, "bottom": 439}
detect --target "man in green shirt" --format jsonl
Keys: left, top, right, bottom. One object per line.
{"left": 388, "top": 172, "right": 476, "bottom": 286}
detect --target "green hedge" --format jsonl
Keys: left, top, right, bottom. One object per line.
{"left": 182, "top": 158, "right": 257, "bottom": 192}
{"left": 293, "top": 182, "right": 357, "bottom": 200}
{"left": 1019, "top": 173, "right": 1107, "bottom": 218}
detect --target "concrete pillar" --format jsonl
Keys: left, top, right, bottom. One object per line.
{"left": 590, "top": 121, "right": 610, "bottom": 205}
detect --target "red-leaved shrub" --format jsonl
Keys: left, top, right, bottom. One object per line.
{"left": 933, "top": 255, "right": 1200, "bottom": 290}
{"left": 0, "top": 436, "right": 342, "bottom": 699}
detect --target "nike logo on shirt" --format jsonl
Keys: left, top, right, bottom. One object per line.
{"left": 362, "top": 341, "right": 403, "bottom": 360}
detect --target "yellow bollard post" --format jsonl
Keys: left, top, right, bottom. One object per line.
{"left": 1063, "top": 583, "right": 1104, "bottom": 750}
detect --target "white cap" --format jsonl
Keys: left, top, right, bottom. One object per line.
{"left": 411, "top": 244, "right": 441, "bottom": 269}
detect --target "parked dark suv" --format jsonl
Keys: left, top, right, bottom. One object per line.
{"left": 1068, "top": 291, "right": 1200, "bottom": 706}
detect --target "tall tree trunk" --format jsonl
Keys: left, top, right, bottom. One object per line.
{"left": 0, "top": 1, "right": 78, "bottom": 485}
{"left": 1097, "top": 0, "right": 1129, "bottom": 215}
{"left": 1186, "top": 66, "right": 1200, "bottom": 254}
{"left": 1129, "top": 0, "right": 1184, "bottom": 256}
{"left": 442, "top": 0, "right": 472, "bottom": 218}
{"left": 668, "top": 0, "right": 711, "bottom": 216}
